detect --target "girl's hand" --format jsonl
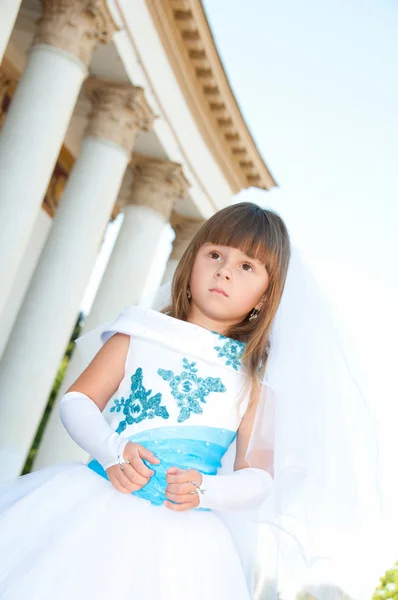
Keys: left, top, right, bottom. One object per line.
{"left": 106, "top": 441, "right": 160, "bottom": 494}
{"left": 164, "top": 467, "right": 203, "bottom": 511}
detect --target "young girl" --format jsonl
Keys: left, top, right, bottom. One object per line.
{"left": 0, "top": 202, "right": 379, "bottom": 600}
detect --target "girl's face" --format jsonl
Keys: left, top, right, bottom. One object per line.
{"left": 188, "top": 244, "right": 270, "bottom": 330}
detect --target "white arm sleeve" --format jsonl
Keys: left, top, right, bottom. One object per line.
{"left": 198, "top": 468, "right": 273, "bottom": 512}
{"left": 59, "top": 391, "right": 128, "bottom": 470}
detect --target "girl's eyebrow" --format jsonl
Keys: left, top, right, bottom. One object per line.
{"left": 237, "top": 250, "right": 262, "bottom": 265}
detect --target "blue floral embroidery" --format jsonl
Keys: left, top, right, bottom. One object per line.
{"left": 157, "top": 358, "right": 226, "bottom": 423}
{"left": 213, "top": 334, "right": 245, "bottom": 371}
{"left": 110, "top": 367, "right": 169, "bottom": 433}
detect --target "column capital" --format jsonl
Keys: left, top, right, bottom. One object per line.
{"left": 83, "top": 79, "right": 155, "bottom": 153}
{"left": 170, "top": 213, "right": 205, "bottom": 260}
{"left": 127, "top": 155, "right": 190, "bottom": 220}
{"left": 34, "top": 0, "right": 118, "bottom": 67}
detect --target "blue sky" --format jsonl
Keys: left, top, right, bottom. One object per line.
{"left": 202, "top": 0, "right": 397, "bottom": 277}
{"left": 202, "top": 0, "right": 398, "bottom": 596}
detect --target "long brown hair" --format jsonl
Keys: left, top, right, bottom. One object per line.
{"left": 164, "top": 202, "right": 291, "bottom": 392}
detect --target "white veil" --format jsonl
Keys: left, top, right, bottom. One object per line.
{"left": 245, "top": 248, "right": 381, "bottom": 598}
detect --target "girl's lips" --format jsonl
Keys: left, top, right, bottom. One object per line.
{"left": 209, "top": 288, "right": 228, "bottom": 297}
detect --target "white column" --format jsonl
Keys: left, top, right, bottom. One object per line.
{"left": 0, "top": 0, "right": 22, "bottom": 65}
{"left": 162, "top": 214, "right": 205, "bottom": 284}
{"left": 0, "top": 0, "right": 117, "bottom": 317}
{"left": 34, "top": 156, "right": 190, "bottom": 468}
{"left": 0, "top": 209, "right": 52, "bottom": 359}
{"left": 0, "top": 81, "right": 155, "bottom": 481}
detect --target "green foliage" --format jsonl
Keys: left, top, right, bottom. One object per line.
{"left": 22, "top": 312, "right": 85, "bottom": 474}
{"left": 373, "top": 561, "right": 398, "bottom": 600}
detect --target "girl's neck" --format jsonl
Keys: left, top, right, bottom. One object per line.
{"left": 186, "top": 303, "right": 238, "bottom": 337}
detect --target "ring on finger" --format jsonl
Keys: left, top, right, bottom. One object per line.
{"left": 188, "top": 480, "right": 206, "bottom": 495}
{"left": 117, "top": 454, "right": 130, "bottom": 472}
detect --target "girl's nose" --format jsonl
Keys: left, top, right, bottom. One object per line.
{"left": 216, "top": 269, "right": 231, "bottom": 281}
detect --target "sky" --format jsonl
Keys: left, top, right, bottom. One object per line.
{"left": 200, "top": 0, "right": 398, "bottom": 596}
{"left": 81, "top": 1, "right": 398, "bottom": 596}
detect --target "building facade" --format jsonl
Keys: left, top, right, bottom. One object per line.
{"left": 0, "top": 0, "right": 275, "bottom": 481}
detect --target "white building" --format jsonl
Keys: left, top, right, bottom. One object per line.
{"left": 0, "top": 0, "right": 275, "bottom": 481}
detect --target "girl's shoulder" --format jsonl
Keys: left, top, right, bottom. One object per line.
{"left": 101, "top": 305, "right": 248, "bottom": 377}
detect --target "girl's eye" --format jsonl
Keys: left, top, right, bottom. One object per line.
{"left": 209, "top": 251, "right": 221, "bottom": 260}
{"left": 241, "top": 263, "right": 253, "bottom": 272}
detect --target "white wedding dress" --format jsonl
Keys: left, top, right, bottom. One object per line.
{"left": 0, "top": 307, "right": 258, "bottom": 600}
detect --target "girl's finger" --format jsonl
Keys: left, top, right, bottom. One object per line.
{"left": 122, "top": 463, "right": 150, "bottom": 486}
{"left": 137, "top": 446, "right": 160, "bottom": 465}
{"left": 166, "top": 482, "right": 195, "bottom": 495}
{"left": 164, "top": 500, "right": 196, "bottom": 512}
{"left": 166, "top": 469, "right": 199, "bottom": 484}
{"left": 165, "top": 491, "right": 196, "bottom": 504}
{"left": 129, "top": 456, "right": 155, "bottom": 479}
{"left": 166, "top": 469, "right": 187, "bottom": 484}
{"left": 109, "top": 477, "right": 132, "bottom": 494}
{"left": 116, "top": 469, "right": 141, "bottom": 492}
{"left": 167, "top": 467, "right": 180, "bottom": 476}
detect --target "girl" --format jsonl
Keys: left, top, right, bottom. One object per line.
{"left": 0, "top": 202, "right": 379, "bottom": 600}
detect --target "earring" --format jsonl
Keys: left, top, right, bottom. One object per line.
{"left": 187, "top": 286, "right": 192, "bottom": 300}
{"left": 248, "top": 308, "right": 260, "bottom": 322}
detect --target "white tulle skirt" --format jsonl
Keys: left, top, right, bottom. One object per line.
{"left": 0, "top": 462, "right": 251, "bottom": 600}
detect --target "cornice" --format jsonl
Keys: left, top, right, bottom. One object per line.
{"left": 145, "top": 0, "right": 276, "bottom": 192}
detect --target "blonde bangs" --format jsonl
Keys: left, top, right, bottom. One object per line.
{"left": 192, "top": 203, "right": 283, "bottom": 275}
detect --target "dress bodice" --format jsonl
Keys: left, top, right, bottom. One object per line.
{"left": 87, "top": 306, "right": 251, "bottom": 507}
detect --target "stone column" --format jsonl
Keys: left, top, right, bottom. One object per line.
{"left": 162, "top": 213, "right": 205, "bottom": 284}
{"left": 0, "top": 81, "right": 154, "bottom": 481}
{"left": 0, "top": 0, "right": 117, "bottom": 317}
{"left": 0, "top": 210, "right": 52, "bottom": 360}
{"left": 33, "top": 156, "right": 190, "bottom": 468}
{"left": 0, "top": 0, "right": 22, "bottom": 64}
